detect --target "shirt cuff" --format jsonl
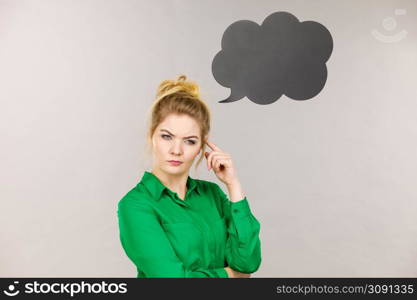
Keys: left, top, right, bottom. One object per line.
{"left": 230, "top": 197, "right": 251, "bottom": 218}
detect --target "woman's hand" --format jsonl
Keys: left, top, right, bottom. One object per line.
{"left": 204, "top": 140, "right": 239, "bottom": 186}
{"left": 224, "top": 266, "right": 251, "bottom": 278}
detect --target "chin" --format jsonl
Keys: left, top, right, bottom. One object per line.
{"left": 162, "top": 164, "right": 187, "bottom": 174}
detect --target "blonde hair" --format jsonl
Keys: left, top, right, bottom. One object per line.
{"left": 143, "top": 74, "right": 211, "bottom": 174}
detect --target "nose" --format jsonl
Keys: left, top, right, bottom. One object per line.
{"left": 170, "top": 140, "right": 183, "bottom": 156}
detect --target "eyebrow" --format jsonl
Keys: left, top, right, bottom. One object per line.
{"left": 160, "top": 129, "right": 199, "bottom": 139}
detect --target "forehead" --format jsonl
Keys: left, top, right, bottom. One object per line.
{"left": 158, "top": 114, "right": 200, "bottom": 136}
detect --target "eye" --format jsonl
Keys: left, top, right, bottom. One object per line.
{"left": 161, "top": 134, "right": 196, "bottom": 145}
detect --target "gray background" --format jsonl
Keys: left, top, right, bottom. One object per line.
{"left": 1, "top": 0, "right": 416, "bottom": 277}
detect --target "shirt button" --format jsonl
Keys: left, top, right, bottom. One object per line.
{"left": 233, "top": 209, "right": 239, "bottom": 213}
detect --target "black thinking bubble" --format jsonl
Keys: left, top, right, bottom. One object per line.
{"left": 212, "top": 11, "right": 333, "bottom": 104}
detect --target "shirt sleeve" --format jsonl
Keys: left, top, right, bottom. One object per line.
{"left": 117, "top": 198, "right": 229, "bottom": 278}
{"left": 214, "top": 184, "right": 262, "bottom": 274}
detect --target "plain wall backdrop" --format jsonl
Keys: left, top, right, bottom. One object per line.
{"left": 1, "top": 0, "right": 416, "bottom": 277}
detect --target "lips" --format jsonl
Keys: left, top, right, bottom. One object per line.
{"left": 167, "top": 160, "right": 183, "bottom": 166}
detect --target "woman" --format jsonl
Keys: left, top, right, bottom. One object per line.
{"left": 117, "top": 75, "right": 262, "bottom": 278}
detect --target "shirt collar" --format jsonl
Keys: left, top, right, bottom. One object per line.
{"left": 138, "top": 171, "right": 201, "bottom": 201}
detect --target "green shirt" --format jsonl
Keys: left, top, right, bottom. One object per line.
{"left": 117, "top": 171, "right": 262, "bottom": 278}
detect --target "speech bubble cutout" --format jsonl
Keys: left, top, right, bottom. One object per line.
{"left": 212, "top": 11, "right": 333, "bottom": 104}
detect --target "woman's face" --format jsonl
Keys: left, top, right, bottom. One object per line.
{"left": 151, "top": 113, "right": 203, "bottom": 176}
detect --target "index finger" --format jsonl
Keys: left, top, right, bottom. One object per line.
{"left": 206, "top": 140, "right": 221, "bottom": 151}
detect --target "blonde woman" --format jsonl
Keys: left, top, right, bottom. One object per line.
{"left": 117, "top": 75, "right": 261, "bottom": 278}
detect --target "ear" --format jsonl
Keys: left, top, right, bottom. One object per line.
{"left": 202, "top": 135, "right": 209, "bottom": 145}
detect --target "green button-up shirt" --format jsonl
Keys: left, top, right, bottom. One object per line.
{"left": 117, "top": 171, "right": 262, "bottom": 278}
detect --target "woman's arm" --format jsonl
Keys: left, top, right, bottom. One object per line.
{"left": 215, "top": 182, "right": 262, "bottom": 274}
{"left": 225, "top": 179, "right": 245, "bottom": 203}
{"left": 117, "top": 198, "right": 229, "bottom": 278}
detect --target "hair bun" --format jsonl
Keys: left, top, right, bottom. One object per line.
{"left": 176, "top": 75, "right": 187, "bottom": 82}
{"left": 155, "top": 74, "right": 200, "bottom": 101}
